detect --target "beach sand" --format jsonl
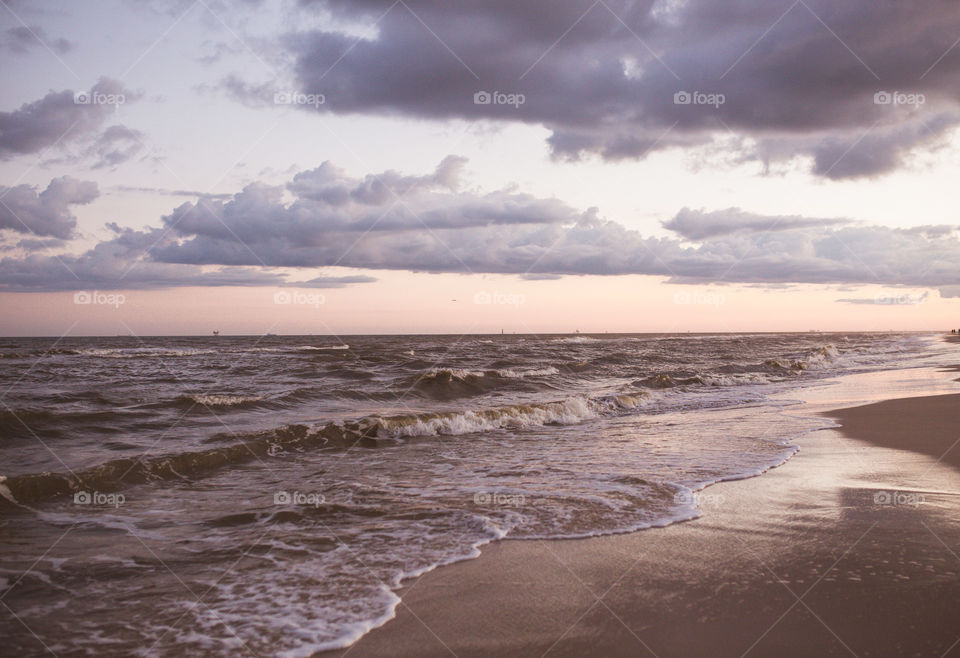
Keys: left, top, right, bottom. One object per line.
{"left": 829, "top": 393, "right": 960, "bottom": 470}
{"left": 331, "top": 370, "right": 960, "bottom": 657}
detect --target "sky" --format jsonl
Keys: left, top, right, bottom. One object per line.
{"left": 1, "top": 0, "right": 959, "bottom": 336}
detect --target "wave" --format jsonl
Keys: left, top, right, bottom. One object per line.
{"left": 374, "top": 392, "right": 649, "bottom": 438}
{"left": 698, "top": 372, "right": 777, "bottom": 386}
{"left": 0, "top": 408, "right": 66, "bottom": 437}
{"left": 0, "top": 405, "right": 152, "bottom": 438}
{"left": 758, "top": 345, "right": 840, "bottom": 373}
{"left": 174, "top": 386, "right": 400, "bottom": 409}
{"left": 407, "top": 368, "right": 492, "bottom": 400}
{"left": 801, "top": 344, "right": 840, "bottom": 369}
{"left": 175, "top": 394, "right": 267, "bottom": 409}
{"left": 0, "top": 423, "right": 379, "bottom": 507}
{"left": 406, "top": 366, "right": 559, "bottom": 400}
{"left": 0, "top": 347, "right": 81, "bottom": 359}
{"left": 634, "top": 373, "right": 705, "bottom": 389}
{"left": 631, "top": 345, "right": 842, "bottom": 391}
{"left": 633, "top": 369, "right": 790, "bottom": 390}
{"left": 77, "top": 347, "right": 219, "bottom": 358}
{"left": 494, "top": 366, "right": 559, "bottom": 378}
{"left": 553, "top": 336, "right": 600, "bottom": 344}
{"left": 0, "top": 390, "right": 653, "bottom": 507}
{"left": 1, "top": 344, "right": 355, "bottom": 360}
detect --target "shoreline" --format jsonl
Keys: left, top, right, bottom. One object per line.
{"left": 827, "top": 393, "right": 960, "bottom": 469}
{"left": 329, "top": 367, "right": 960, "bottom": 657}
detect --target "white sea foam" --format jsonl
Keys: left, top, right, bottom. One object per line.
{"left": 554, "top": 335, "right": 599, "bottom": 344}
{"left": 495, "top": 366, "right": 559, "bottom": 378}
{"left": 79, "top": 347, "right": 217, "bottom": 358}
{"left": 188, "top": 394, "right": 263, "bottom": 407}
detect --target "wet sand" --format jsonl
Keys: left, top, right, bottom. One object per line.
{"left": 829, "top": 393, "right": 960, "bottom": 470}
{"left": 331, "top": 372, "right": 960, "bottom": 657}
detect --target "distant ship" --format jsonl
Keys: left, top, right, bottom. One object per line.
{"left": 212, "top": 330, "right": 220, "bottom": 336}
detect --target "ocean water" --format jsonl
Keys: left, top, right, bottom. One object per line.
{"left": 0, "top": 332, "right": 953, "bottom": 655}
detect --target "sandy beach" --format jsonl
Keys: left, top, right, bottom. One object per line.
{"left": 333, "top": 368, "right": 960, "bottom": 657}
{"left": 6, "top": 1, "right": 960, "bottom": 653}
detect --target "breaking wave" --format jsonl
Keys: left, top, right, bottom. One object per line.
{"left": 0, "top": 391, "right": 655, "bottom": 507}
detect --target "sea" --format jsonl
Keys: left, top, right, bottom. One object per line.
{"left": 0, "top": 332, "right": 955, "bottom": 655}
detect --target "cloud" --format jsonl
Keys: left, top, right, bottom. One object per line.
{"left": 150, "top": 156, "right": 573, "bottom": 261}
{"left": 4, "top": 237, "right": 66, "bottom": 252}
{"left": 113, "top": 185, "right": 234, "bottom": 200}
{"left": 902, "top": 225, "right": 957, "bottom": 239}
{"left": 664, "top": 208, "right": 849, "bottom": 240}
{"left": 2, "top": 25, "right": 73, "bottom": 55}
{"left": 88, "top": 125, "right": 146, "bottom": 169}
{"left": 836, "top": 291, "right": 929, "bottom": 305}
{"left": 209, "top": 74, "right": 285, "bottom": 109}
{"left": 250, "top": 0, "right": 960, "bottom": 178}
{"left": 0, "top": 78, "right": 142, "bottom": 162}
{"left": 0, "top": 221, "right": 375, "bottom": 292}
{"left": 0, "top": 176, "right": 98, "bottom": 239}
{"left": 4, "top": 157, "right": 960, "bottom": 293}
{"left": 145, "top": 159, "right": 960, "bottom": 293}
{"left": 286, "top": 154, "right": 467, "bottom": 205}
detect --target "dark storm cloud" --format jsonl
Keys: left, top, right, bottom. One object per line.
{"left": 268, "top": 0, "right": 960, "bottom": 178}
{"left": 4, "top": 158, "right": 960, "bottom": 293}
{"left": 0, "top": 176, "right": 98, "bottom": 239}
{"left": 664, "top": 208, "right": 848, "bottom": 240}
{"left": 0, "top": 78, "right": 142, "bottom": 161}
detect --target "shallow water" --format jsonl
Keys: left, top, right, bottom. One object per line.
{"left": 0, "top": 332, "right": 954, "bottom": 654}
